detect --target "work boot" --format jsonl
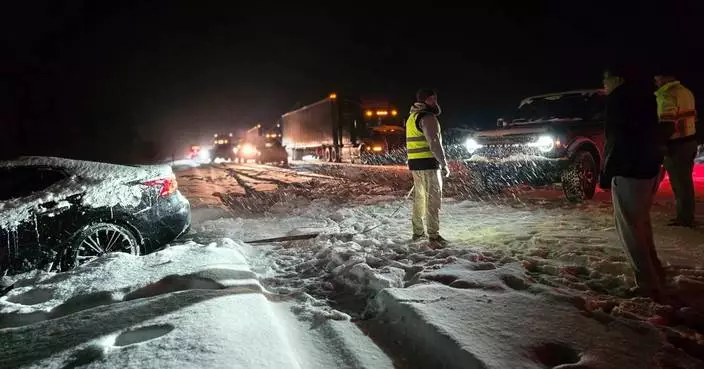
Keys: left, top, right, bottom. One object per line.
{"left": 412, "top": 233, "right": 426, "bottom": 241}
{"left": 429, "top": 235, "right": 449, "bottom": 248}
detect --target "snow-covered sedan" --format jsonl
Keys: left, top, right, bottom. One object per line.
{"left": 0, "top": 157, "right": 191, "bottom": 275}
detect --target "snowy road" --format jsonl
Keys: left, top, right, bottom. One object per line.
{"left": 4, "top": 161, "right": 704, "bottom": 368}
{"left": 174, "top": 161, "right": 704, "bottom": 368}
{"left": 179, "top": 161, "right": 704, "bottom": 269}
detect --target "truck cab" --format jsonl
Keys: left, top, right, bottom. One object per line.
{"left": 358, "top": 104, "right": 405, "bottom": 164}
{"left": 360, "top": 125, "right": 405, "bottom": 164}
{"left": 210, "top": 133, "right": 236, "bottom": 162}
{"left": 256, "top": 135, "right": 288, "bottom": 166}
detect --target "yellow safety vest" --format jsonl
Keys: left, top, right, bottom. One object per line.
{"left": 406, "top": 112, "right": 440, "bottom": 160}
{"left": 655, "top": 81, "right": 697, "bottom": 140}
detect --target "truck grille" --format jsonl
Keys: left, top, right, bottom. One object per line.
{"left": 474, "top": 144, "right": 542, "bottom": 157}
{"left": 479, "top": 134, "right": 538, "bottom": 145}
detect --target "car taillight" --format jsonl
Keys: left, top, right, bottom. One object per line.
{"left": 144, "top": 177, "right": 178, "bottom": 197}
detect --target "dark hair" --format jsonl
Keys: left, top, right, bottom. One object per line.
{"left": 416, "top": 88, "right": 437, "bottom": 102}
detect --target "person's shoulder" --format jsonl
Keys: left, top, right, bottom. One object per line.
{"left": 420, "top": 113, "right": 438, "bottom": 124}
{"left": 675, "top": 83, "right": 694, "bottom": 97}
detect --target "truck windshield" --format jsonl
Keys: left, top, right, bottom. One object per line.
{"left": 511, "top": 93, "right": 605, "bottom": 124}
{"left": 369, "top": 131, "right": 404, "bottom": 146}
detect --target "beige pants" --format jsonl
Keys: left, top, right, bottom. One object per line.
{"left": 411, "top": 169, "right": 443, "bottom": 237}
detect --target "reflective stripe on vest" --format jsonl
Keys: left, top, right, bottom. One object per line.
{"left": 656, "top": 81, "right": 697, "bottom": 139}
{"left": 406, "top": 112, "right": 437, "bottom": 160}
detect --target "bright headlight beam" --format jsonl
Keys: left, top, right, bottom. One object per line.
{"left": 464, "top": 138, "right": 482, "bottom": 154}
{"left": 527, "top": 135, "right": 555, "bottom": 152}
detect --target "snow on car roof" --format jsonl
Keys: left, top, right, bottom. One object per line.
{"left": 0, "top": 157, "right": 173, "bottom": 230}
{"left": 519, "top": 89, "right": 606, "bottom": 108}
{"left": 1, "top": 156, "right": 172, "bottom": 181}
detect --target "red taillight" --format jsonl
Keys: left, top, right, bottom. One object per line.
{"left": 144, "top": 177, "right": 178, "bottom": 197}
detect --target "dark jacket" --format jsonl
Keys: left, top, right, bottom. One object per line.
{"left": 602, "top": 82, "right": 664, "bottom": 182}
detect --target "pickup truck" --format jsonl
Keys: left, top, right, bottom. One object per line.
{"left": 464, "top": 89, "right": 607, "bottom": 202}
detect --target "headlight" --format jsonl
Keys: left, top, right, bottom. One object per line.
{"left": 198, "top": 149, "right": 211, "bottom": 162}
{"left": 527, "top": 135, "right": 555, "bottom": 152}
{"left": 241, "top": 144, "right": 256, "bottom": 155}
{"left": 464, "top": 138, "right": 482, "bottom": 154}
{"left": 372, "top": 146, "right": 383, "bottom": 152}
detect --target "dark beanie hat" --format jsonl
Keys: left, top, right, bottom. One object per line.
{"left": 416, "top": 88, "right": 437, "bottom": 102}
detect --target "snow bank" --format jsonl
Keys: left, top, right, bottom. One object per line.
{"left": 0, "top": 239, "right": 393, "bottom": 369}
{"left": 0, "top": 239, "right": 253, "bottom": 319}
{"left": 372, "top": 283, "right": 669, "bottom": 369}
{"left": 367, "top": 262, "right": 703, "bottom": 369}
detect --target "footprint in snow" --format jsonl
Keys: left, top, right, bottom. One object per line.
{"left": 5, "top": 287, "right": 54, "bottom": 306}
{"left": 531, "top": 342, "right": 582, "bottom": 367}
{"left": 60, "top": 324, "right": 176, "bottom": 368}
{"left": 61, "top": 345, "right": 106, "bottom": 369}
{"left": 113, "top": 323, "right": 175, "bottom": 347}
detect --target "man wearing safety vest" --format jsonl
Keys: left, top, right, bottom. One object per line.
{"left": 406, "top": 88, "right": 450, "bottom": 246}
{"left": 655, "top": 71, "right": 697, "bottom": 227}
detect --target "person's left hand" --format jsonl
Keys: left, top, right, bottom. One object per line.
{"left": 441, "top": 165, "right": 450, "bottom": 178}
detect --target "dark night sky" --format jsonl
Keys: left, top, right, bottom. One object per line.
{"left": 2, "top": 1, "right": 702, "bottom": 163}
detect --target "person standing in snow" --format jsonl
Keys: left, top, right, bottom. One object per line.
{"left": 654, "top": 70, "right": 698, "bottom": 227}
{"left": 405, "top": 88, "right": 449, "bottom": 246}
{"left": 601, "top": 65, "right": 667, "bottom": 301}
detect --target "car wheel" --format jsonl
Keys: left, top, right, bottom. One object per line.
{"left": 561, "top": 150, "right": 597, "bottom": 202}
{"left": 64, "top": 223, "right": 140, "bottom": 270}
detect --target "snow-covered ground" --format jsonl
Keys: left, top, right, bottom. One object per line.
{"left": 183, "top": 163, "right": 704, "bottom": 367}
{"left": 4, "top": 161, "right": 704, "bottom": 368}
{"left": 0, "top": 239, "right": 392, "bottom": 369}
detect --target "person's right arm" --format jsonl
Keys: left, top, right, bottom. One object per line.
{"left": 420, "top": 115, "right": 448, "bottom": 168}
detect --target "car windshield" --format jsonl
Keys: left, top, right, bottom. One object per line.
{"left": 511, "top": 93, "right": 605, "bottom": 124}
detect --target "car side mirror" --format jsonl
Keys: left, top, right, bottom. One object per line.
{"left": 497, "top": 118, "right": 505, "bottom": 127}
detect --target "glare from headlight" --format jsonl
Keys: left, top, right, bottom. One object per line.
{"left": 241, "top": 144, "right": 257, "bottom": 155}
{"left": 198, "top": 149, "right": 211, "bottom": 162}
{"left": 464, "top": 138, "right": 482, "bottom": 154}
{"left": 528, "top": 135, "right": 555, "bottom": 152}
